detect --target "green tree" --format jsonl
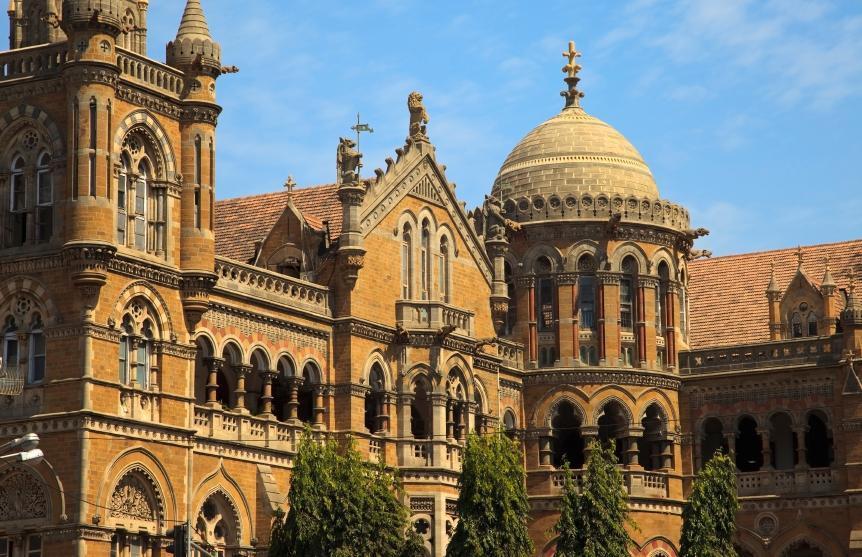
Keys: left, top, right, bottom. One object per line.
{"left": 554, "top": 440, "right": 636, "bottom": 557}
{"left": 446, "top": 432, "right": 534, "bottom": 557}
{"left": 269, "top": 432, "right": 424, "bottom": 557}
{"left": 680, "top": 452, "right": 739, "bottom": 557}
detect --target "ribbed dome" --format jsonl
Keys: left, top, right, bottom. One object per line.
{"left": 492, "top": 105, "right": 659, "bottom": 203}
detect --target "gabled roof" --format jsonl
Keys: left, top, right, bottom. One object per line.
{"left": 214, "top": 184, "right": 342, "bottom": 262}
{"left": 687, "top": 239, "right": 862, "bottom": 349}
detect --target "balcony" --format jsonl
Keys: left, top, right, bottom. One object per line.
{"left": 214, "top": 257, "right": 331, "bottom": 317}
{"left": 396, "top": 300, "right": 474, "bottom": 337}
{"left": 680, "top": 336, "right": 842, "bottom": 375}
{"left": 116, "top": 47, "right": 185, "bottom": 98}
{"left": 736, "top": 468, "right": 838, "bottom": 497}
{"left": 532, "top": 468, "right": 670, "bottom": 499}
{"left": 192, "top": 405, "right": 300, "bottom": 452}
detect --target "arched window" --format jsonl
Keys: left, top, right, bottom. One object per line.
{"left": 272, "top": 356, "right": 295, "bottom": 421}
{"left": 770, "top": 413, "right": 796, "bottom": 470}
{"left": 365, "top": 364, "right": 386, "bottom": 433}
{"left": 28, "top": 314, "right": 45, "bottom": 384}
{"left": 421, "top": 220, "right": 431, "bottom": 300}
{"left": 401, "top": 223, "right": 413, "bottom": 299}
{"left": 2, "top": 317, "right": 18, "bottom": 370}
{"left": 133, "top": 161, "right": 148, "bottom": 250}
{"left": 446, "top": 370, "right": 469, "bottom": 441}
{"left": 118, "top": 301, "right": 160, "bottom": 390}
{"left": 118, "top": 315, "right": 132, "bottom": 385}
{"left": 579, "top": 345, "right": 598, "bottom": 366}
{"left": 411, "top": 376, "right": 432, "bottom": 439}
{"left": 701, "top": 417, "right": 727, "bottom": 466}
{"left": 791, "top": 312, "right": 803, "bottom": 338}
{"left": 298, "top": 363, "right": 318, "bottom": 424}
{"left": 35, "top": 152, "right": 52, "bottom": 243}
{"left": 736, "top": 416, "right": 763, "bottom": 472}
{"left": 503, "top": 409, "right": 517, "bottom": 439}
{"left": 9, "top": 156, "right": 26, "bottom": 246}
{"left": 117, "top": 155, "right": 130, "bottom": 244}
{"left": 195, "top": 492, "right": 238, "bottom": 554}
{"left": 598, "top": 401, "right": 628, "bottom": 463}
{"left": 439, "top": 236, "right": 450, "bottom": 303}
{"left": 657, "top": 262, "right": 669, "bottom": 332}
{"left": 535, "top": 256, "right": 555, "bottom": 334}
{"left": 249, "top": 350, "right": 270, "bottom": 415}
{"left": 193, "top": 336, "right": 214, "bottom": 405}
{"left": 551, "top": 401, "right": 584, "bottom": 468}
{"left": 578, "top": 275, "right": 595, "bottom": 330}
{"left": 640, "top": 404, "right": 668, "bottom": 471}
{"left": 136, "top": 320, "right": 153, "bottom": 388}
{"left": 805, "top": 411, "right": 833, "bottom": 468}
{"left": 619, "top": 256, "right": 637, "bottom": 331}
{"left": 807, "top": 312, "right": 818, "bottom": 336}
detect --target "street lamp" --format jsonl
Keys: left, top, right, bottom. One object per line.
{"left": 0, "top": 433, "right": 42, "bottom": 466}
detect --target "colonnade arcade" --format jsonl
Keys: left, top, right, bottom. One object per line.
{"left": 539, "top": 398, "right": 674, "bottom": 471}
{"left": 506, "top": 246, "right": 686, "bottom": 372}
{"left": 697, "top": 410, "right": 834, "bottom": 472}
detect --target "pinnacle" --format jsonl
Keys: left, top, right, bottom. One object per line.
{"left": 175, "top": 0, "right": 212, "bottom": 42}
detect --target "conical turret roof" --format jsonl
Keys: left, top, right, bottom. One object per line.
{"left": 166, "top": 0, "right": 221, "bottom": 70}
{"left": 175, "top": 0, "right": 212, "bottom": 42}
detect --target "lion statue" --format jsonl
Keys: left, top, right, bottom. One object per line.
{"left": 408, "top": 91, "right": 429, "bottom": 139}
{"left": 336, "top": 137, "right": 362, "bottom": 185}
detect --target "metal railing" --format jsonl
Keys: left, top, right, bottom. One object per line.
{"left": 0, "top": 364, "right": 24, "bottom": 396}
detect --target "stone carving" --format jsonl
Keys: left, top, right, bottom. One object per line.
{"left": 483, "top": 195, "right": 521, "bottom": 241}
{"left": 408, "top": 91, "right": 429, "bottom": 139}
{"left": 109, "top": 474, "right": 156, "bottom": 522}
{"left": 0, "top": 469, "right": 48, "bottom": 521}
{"left": 686, "top": 248, "right": 712, "bottom": 261}
{"left": 336, "top": 137, "right": 362, "bottom": 186}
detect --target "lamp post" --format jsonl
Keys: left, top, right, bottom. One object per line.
{"left": 0, "top": 433, "right": 43, "bottom": 466}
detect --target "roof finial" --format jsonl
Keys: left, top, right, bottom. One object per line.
{"left": 796, "top": 246, "right": 804, "bottom": 271}
{"left": 767, "top": 260, "right": 780, "bottom": 294}
{"left": 822, "top": 255, "right": 836, "bottom": 288}
{"left": 284, "top": 176, "right": 296, "bottom": 199}
{"left": 561, "top": 40, "right": 585, "bottom": 109}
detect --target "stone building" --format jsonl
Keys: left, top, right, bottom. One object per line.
{"left": 0, "top": 2, "right": 857, "bottom": 556}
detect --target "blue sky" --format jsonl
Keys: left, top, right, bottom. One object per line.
{"left": 24, "top": 1, "right": 862, "bottom": 255}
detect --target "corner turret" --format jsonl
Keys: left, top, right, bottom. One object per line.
{"left": 166, "top": 0, "right": 221, "bottom": 78}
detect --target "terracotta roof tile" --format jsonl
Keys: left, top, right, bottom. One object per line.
{"left": 214, "top": 183, "right": 342, "bottom": 262}
{"left": 687, "top": 239, "right": 862, "bottom": 349}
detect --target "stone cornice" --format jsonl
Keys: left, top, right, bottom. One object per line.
{"left": 208, "top": 302, "right": 330, "bottom": 340}
{"left": 522, "top": 369, "right": 681, "bottom": 391}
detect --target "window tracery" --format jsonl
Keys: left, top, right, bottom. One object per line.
{"left": 116, "top": 130, "right": 167, "bottom": 257}
{"left": 3, "top": 127, "right": 54, "bottom": 247}
{"left": 117, "top": 299, "right": 160, "bottom": 389}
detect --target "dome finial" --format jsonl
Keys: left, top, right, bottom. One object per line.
{"left": 561, "top": 40, "right": 585, "bottom": 109}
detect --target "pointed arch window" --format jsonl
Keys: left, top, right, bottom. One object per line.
{"left": 791, "top": 312, "right": 803, "bottom": 338}
{"left": 118, "top": 133, "right": 168, "bottom": 257}
{"left": 421, "top": 220, "right": 431, "bottom": 300}
{"left": 807, "top": 312, "right": 818, "bottom": 336}
{"left": 118, "top": 316, "right": 132, "bottom": 385}
{"left": 133, "top": 161, "right": 148, "bottom": 250}
{"left": 136, "top": 320, "right": 153, "bottom": 388}
{"left": 9, "top": 156, "right": 26, "bottom": 247}
{"left": 2, "top": 317, "right": 18, "bottom": 370}
{"left": 535, "top": 256, "right": 555, "bottom": 333}
{"left": 401, "top": 223, "right": 413, "bottom": 299}
{"left": 117, "top": 155, "right": 129, "bottom": 245}
{"left": 439, "top": 235, "right": 450, "bottom": 303}
{"left": 28, "top": 315, "right": 45, "bottom": 384}
{"left": 35, "top": 152, "right": 52, "bottom": 243}
{"left": 657, "top": 262, "right": 669, "bottom": 332}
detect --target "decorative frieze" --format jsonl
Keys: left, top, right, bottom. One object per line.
{"left": 685, "top": 378, "right": 833, "bottom": 408}
{"left": 206, "top": 304, "right": 329, "bottom": 354}
{"left": 524, "top": 370, "right": 681, "bottom": 391}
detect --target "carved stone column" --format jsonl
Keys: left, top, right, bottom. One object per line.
{"left": 582, "top": 426, "right": 599, "bottom": 463}
{"left": 377, "top": 392, "right": 392, "bottom": 434}
{"left": 446, "top": 399, "right": 456, "bottom": 440}
{"left": 286, "top": 376, "right": 303, "bottom": 421}
{"left": 660, "top": 439, "right": 674, "bottom": 471}
{"left": 128, "top": 336, "right": 142, "bottom": 386}
{"left": 260, "top": 370, "right": 276, "bottom": 416}
{"left": 724, "top": 432, "right": 737, "bottom": 462}
{"left": 398, "top": 393, "right": 415, "bottom": 439}
{"left": 795, "top": 427, "right": 809, "bottom": 469}
{"left": 203, "top": 357, "right": 223, "bottom": 407}
{"left": 539, "top": 431, "right": 553, "bottom": 467}
{"left": 234, "top": 364, "right": 251, "bottom": 413}
{"left": 313, "top": 385, "right": 327, "bottom": 427}
{"left": 626, "top": 428, "right": 644, "bottom": 469}
{"left": 759, "top": 428, "right": 773, "bottom": 470}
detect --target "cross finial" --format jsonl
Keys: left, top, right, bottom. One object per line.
{"left": 796, "top": 246, "right": 804, "bottom": 270}
{"left": 284, "top": 175, "right": 296, "bottom": 197}
{"left": 562, "top": 41, "right": 582, "bottom": 78}
{"left": 560, "top": 40, "right": 585, "bottom": 108}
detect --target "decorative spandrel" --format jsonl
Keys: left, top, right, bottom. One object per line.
{"left": 0, "top": 469, "right": 48, "bottom": 522}
{"left": 110, "top": 474, "right": 157, "bottom": 523}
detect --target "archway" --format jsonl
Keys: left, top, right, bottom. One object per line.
{"left": 770, "top": 413, "right": 796, "bottom": 470}
{"left": 551, "top": 400, "right": 584, "bottom": 469}
{"left": 598, "top": 400, "right": 629, "bottom": 463}
{"left": 701, "top": 418, "right": 727, "bottom": 466}
{"left": 736, "top": 416, "right": 763, "bottom": 472}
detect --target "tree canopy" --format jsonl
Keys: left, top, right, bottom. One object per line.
{"left": 446, "top": 432, "right": 534, "bottom": 557}
{"left": 269, "top": 433, "right": 424, "bottom": 557}
{"left": 554, "top": 440, "right": 636, "bottom": 557}
{"left": 680, "top": 452, "right": 739, "bottom": 557}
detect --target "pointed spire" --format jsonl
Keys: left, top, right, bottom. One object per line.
{"left": 176, "top": 0, "right": 212, "bottom": 42}
{"left": 822, "top": 255, "right": 836, "bottom": 288}
{"left": 767, "top": 261, "right": 780, "bottom": 294}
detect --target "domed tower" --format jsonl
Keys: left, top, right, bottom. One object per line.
{"left": 496, "top": 42, "right": 704, "bottom": 555}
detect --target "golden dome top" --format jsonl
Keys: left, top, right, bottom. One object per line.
{"left": 492, "top": 105, "right": 659, "bottom": 203}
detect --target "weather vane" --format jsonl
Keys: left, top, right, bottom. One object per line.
{"left": 351, "top": 113, "right": 374, "bottom": 152}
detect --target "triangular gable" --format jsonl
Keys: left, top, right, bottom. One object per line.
{"left": 359, "top": 148, "right": 493, "bottom": 284}
{"left": 254, "top": 198, "right": 326, "bottom": 274}
{"left": 781, "top": 268, "right": 820, "bottom": 302}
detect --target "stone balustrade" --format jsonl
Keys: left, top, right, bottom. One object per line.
{"left": 496, "top": 338, "right": 525, "bottom": 368}
{"left": 0, "top": 43, "right": 68, "bottom": 83}
{"left": 192, "top": 405, "right": 301, "bottom": 452}
{"left": 736, "top": 468, "right": 837, "bottom": 497}
{"left": 537, "top": 468, "right": 670, "bottom": 499}
{"left": 680, "top": 336, "right": 841, "bottom": 374}
{"left": 214, "top": 257, "right": 331, "bottom": 316}
{"left": 116, "top": 47, "right": 184, "bottom": 98}
{"left": 395, "top": 299, "right": 475, "bottom": 337}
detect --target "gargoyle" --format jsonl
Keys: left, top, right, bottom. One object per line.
{"left": 686, "top": 249, "right": 712, "bottom": 261}
{"left": 435, "top": 325, "right": 457, "bottom": 344}
{"left": 336, "top": 137, "right": 362, "bottom": 185}
{"left": 394, "top": 324, "right": 411, "bottom": 345}
{"left": 475, "top": 337, "right": 498, "bottom": 352}
{"left": 683, "top": 227, "right": 710, "bottom": 241}
{"left": 483, "top": 195, "right": 521, "bottom": 241}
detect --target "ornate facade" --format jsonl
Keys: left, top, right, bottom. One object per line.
{"left": 0, "top": 3, "right": 858, "bottom": 557}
